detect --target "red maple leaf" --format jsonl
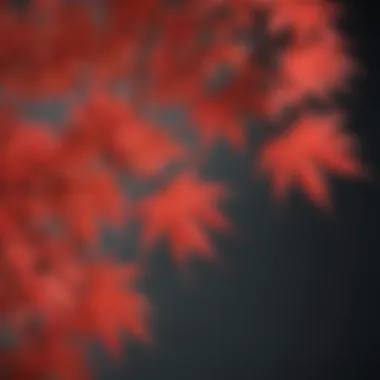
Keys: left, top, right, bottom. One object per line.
{"left": 137, "top": 172, "right": 230, "bottom": 268}
{"left": 4, "top": 330, "right": 90, "bottom": 380}
{"left": 270, "top": 31, "right": 356, "bottom": 111}
{"left": 192, "top": 97, "right": 246, "bottom": 149}
{"left": 75, "top": 262, "right": 150, "bottom": 356}
{"left": 262, "top": 0, "right": 340, "bottom": 39}
{"left": 111, "top": 122, "right": 186, "bottom": 177}
{"left": 51, "top": 167, "right": 126, "bottom": 245}
{"left": 191, "top": 63, "right": 266, "bottom": 148}
{"left": 258, "top": 113, "right": 365, "bottom": 208}
{"left": 70, "top": 93, "right": 185, "bottom": 177}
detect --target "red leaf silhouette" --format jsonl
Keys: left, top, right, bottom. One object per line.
{"left": 4, "top": 331, "right": 90, "bottom": 380}
{"left": 71, "top": 93, "right": 185, "bottom": 176}
{"left": 138, "top": 173, "right": 230, "bottom": 268}
{"left": 270, "top": 32, "right": 356, "bottom": 111}
{"left": 76, "top": 262, "right": 150, "bottom": 356}
{"left": 258, "top": 113, "right": 365, "bottom": 208}
{"left": 192, "top": 97, "right": 246, "bottom": 149}
{"left": 264, "top": 0, "right": 340, "bottom": 38}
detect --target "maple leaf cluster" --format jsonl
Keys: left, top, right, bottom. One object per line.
{"left": 0, "top": 0, "right": 365, "bottom": 379}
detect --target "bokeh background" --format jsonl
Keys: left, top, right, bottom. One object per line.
{"left": 86, "top": 1, "right": 380, "bottom": 380}
{"left": 5, "top": 1, "right": 378, "bottom": 379}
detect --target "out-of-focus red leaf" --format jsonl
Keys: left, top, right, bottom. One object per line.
{"left": 4, "top": 331, "right": 90, "bottom": 380}
{"left": 262, "top": 0, "right": 340, "bottom": 39}
{"left": 138, "top": 172, "right": 230, "bottom": 268}
{"left": 258, "top": 113, "right": 365, "bottom": 208}
{"left": 75, "top": 262, "right": 150, "bottom": 356}
{"left": 111, "top": 122, "right": 185, "bottom": 177}
{"left": 192, "top": 97, "right": 246, "bottom": 149}
{"left": 70, "top": 93, "right": 185, "bottom": 176}
{"left": 270, "top": 32, "right": 355, "bottom": 111}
